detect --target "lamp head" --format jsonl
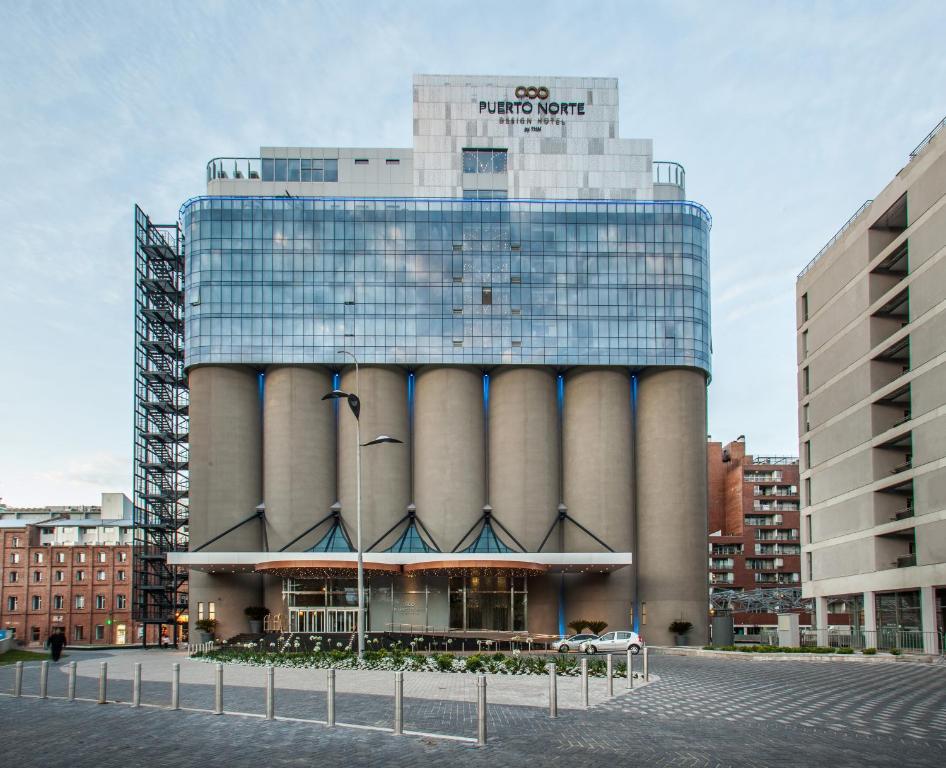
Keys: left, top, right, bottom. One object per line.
{"left": 362, "top": 435, "right": 403, "bottom": 447}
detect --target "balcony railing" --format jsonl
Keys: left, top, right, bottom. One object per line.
{"left": 896, "top": 553, "right": 916, "bottom": 568}
{"left": 752, "top": 457, "right": 799, "bottom": 466}
{"left": 755, "top": 530, "right": 799, "bottom": 542}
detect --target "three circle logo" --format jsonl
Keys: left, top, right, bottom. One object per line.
{"left": 515, "top": 86, "right": 549, "bottom": 100}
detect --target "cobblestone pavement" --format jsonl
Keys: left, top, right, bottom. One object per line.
{"left": 1, "top": 650, "right": 944, "bottom": 767}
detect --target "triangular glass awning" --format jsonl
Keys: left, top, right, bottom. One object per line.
{"left": 306, "top": 519, "right": 353, "bottom": 552}
{"left": 385, "top": 520, "right": 436, "bottom": 553}
{"left": 462, "top": 521, "right": 513, "bottom": 553}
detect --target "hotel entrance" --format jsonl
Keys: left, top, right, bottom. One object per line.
{"left": 448, "top": 575, "right": 528, "bottom": 631}
{"left": 284, "top": 577, "right": 363, "bottom": 633}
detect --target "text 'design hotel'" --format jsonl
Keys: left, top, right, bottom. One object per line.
{"left": 135, "top": 75, "right": 712, "bottom": 645}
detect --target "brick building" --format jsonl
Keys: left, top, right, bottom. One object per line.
{"left": 707, "top": 439, "right": 808, "bottom": 634}
{"left": 0, "top": 493, "right": 143, "bottom": 647}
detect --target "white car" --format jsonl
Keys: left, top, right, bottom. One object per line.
{"left": 581, "top": 630, "right": 644, "bottom": 654}
{"left": 557, "top": 633, "right": 598, "bottom": 653}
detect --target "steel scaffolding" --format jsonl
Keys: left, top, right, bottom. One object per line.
{"left": 133, "top": 205, "right": 188, "bottom": 638}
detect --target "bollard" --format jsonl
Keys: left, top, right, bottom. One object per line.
{"left": 326, "top": 668, "right": 336, "bottom": 727}
{"left": 580, "top": 657, "right": 589, "bottom": 709}
{"left": 643, "top": 645, "right": 649, "bottom": 682}
{"left": 68, "top": 661, "right": 76, "bottom": 701}
{"left": 476, "top": 673, "right": 487, "bottom": 746}
{"left": 40, "top": 661, "right": 49, "bottom": 699}
{"left": 98, "top": 662, "right": 107, "bottom": 704}
{"left": 171, "top": 663, "right": 180, "bottom": 710}
{"left": 626, "top": 649, "right": 634, "bottom": 690}
{"left": 14, "top": 661, "right": 23, "bottom": 697}
{"left": 214, "top": 663, "right": 223, "bottom": 715}
{"left": 547, "top": 662, "right": 558, "bottom": 718}
{"left": 133, "top": 663, "right": 141, "bottom": 708}
{"left": 265, "top": 665, "right": 275, "bottom": 720}
{"left": 606, "top": 654, "right": 614, "bottom": 697}
{"left": 393, "top": 671, "right": 404, "bottom": 735}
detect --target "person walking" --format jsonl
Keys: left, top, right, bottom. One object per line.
{"left": 47, "top": 627, "right": 66, "bottom": 662}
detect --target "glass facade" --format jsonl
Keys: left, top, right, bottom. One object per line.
{"left": 182, "top": 197, "right": 711, "bottom": 371}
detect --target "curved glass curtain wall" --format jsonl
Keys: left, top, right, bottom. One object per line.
{"left": 181, "top": 197, "right": 711, "bottom": 372}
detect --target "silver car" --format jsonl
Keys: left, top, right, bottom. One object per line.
{"left": 557, "top": 633, "right": 598, "bottom": 653}
{"left": 581, "top": 630, "right": 644, "bottom": 654}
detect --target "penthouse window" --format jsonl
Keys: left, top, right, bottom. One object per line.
{"left": 261, "top": 157, "right": 339, "bottom": 182}
{"left": 463, "top": 148, "right": 507, "bottom": 173}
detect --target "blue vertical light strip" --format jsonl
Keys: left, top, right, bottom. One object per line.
{"left": 557, "top": 373, "right": 566, "bottom": 638}
{"left": 631, "top": 373, "right": 640, "bottom": 634}
{"left": 482, "top": 373, "right": 490, "bottom": 503}
{"left": 407, "top": 371, "right": 415, "bottom": 502}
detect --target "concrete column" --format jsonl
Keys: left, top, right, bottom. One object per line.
{"left": 263, "top": 366, "right": 335, "bottom": 550}
{"left": 920, "top": 585, "right": 939, "bottom": 655}
{"left": 338, "top": 366, "right": 410, "bottom": 549}
{"left": 489, "top": 367, "right": 559, "bottom": 550}
{"left": 188, "top": 365, "right": 263, "bottom": 640}
{"left": 815, "top": 596, "right": 829, "bottom": 646}
{"left": 414, "top": 367, "right": 485, "bottom": 551}
{"left": 863, "top": 591, "right": 877, "bottom": 644}
{"left": 636, "top": 368, "right": 709, "bottom": 646}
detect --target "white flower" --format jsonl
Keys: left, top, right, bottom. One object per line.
{"left": 269, "top": 642, "right": 276, "bottom": 648}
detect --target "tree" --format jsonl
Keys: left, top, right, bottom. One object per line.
{"left": 567, "top": 619, "right": 589, "bottom": 634}
{"left": 586, "top": 620, "right": 608, "bottom": 635}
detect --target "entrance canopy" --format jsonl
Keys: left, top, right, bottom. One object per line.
{"left": 169, "top": 551, "right": 632, "bottom": 576}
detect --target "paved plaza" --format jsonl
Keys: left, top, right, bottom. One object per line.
{"left": 1, "top": 649, "right": 944, "bottom": 767}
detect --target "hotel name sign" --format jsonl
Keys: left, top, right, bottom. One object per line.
{"left": 478, "top": 85, "right": 587, "bottom": 132}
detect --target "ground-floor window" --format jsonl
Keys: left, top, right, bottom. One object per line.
{"left": 876, "top": 589, "right": 921, "bottom": 629}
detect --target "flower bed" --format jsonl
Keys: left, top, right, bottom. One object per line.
{"left": 194, "top": 636, "right": 635, "bottom": 677}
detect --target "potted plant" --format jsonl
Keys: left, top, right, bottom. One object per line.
{"left": 244, "top": 606, "right": 270, "bottom": 634}
{"left": 669, "top": 620, "right": 693, "bottom": 646}
{"left": 195, "top": 618, "right": 217, "bottom": 643}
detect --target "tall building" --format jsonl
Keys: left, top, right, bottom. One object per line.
{"left": 146, "top": 74, "right": 713, "bottom": 646}
{"left": 707, "top": 440, "right": 806, "bottom": 633}
{"left": 796, "top": 116, "right": 946, "bottom": 653}
{"left": 0, "top": 493, "right": 142, "bottom": 646}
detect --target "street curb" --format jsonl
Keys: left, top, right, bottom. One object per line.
{"left": 650, "top": 646, "right": 938, "bottom": 663}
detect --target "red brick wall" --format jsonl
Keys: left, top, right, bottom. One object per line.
{"left": 1, "top": 527, "right": 139, "bottom": 646}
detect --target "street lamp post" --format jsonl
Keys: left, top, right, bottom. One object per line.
{"left": 322, "top": 350, "right": 402, "bottom": 660}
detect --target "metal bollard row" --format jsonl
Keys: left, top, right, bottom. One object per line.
{"left": 11, "top": 660, "right": 488, "bottom": 745}
{"left": 643, "top": 645, "right": 649, "bottom": 681}
{"left": 580, "top": 657, "right": 589, "bottom": 709}
{"left": 606, "top": 654, "right": 614, "bottom": 697}
{"left": 626, "top": 649, "right": 634, "bottom": 690}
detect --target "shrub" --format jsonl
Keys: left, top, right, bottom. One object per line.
{"left": 862, "top": 647, "right": 877, "bottom": 655}
{"left": 890, "top": 647, "right": 903, "bottom": 656}
{"left": 567, "top": 619, "right": 589, "bottom": 634}
{"left": 434, "top": 653, "right": 454, "bottom": 672}
{"left": 465, "top": 654, "right": 484, "bottom": 672}
{"left": 243, "top": 606, "right": 270, "bottom": 620}
{"left": 586, "top": 620, "right": 608, "bottom": 635}
{"left": 491, "top": 652, "right": 506, "bottom": 663}
{"left": 195, "top": 619, "right": 217, "bottom": 634}
{"left": 836, "top": 647, "right": 854, "bottom": 654}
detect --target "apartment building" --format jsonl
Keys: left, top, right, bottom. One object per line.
{"left": 708, "top": 439, "right": 806, "bottom": 632}
{"left": 0, "top": 493, "right": 142, "bottom": 646}
{"left": 796, "top": 117, "right": 946, "bottom": 653}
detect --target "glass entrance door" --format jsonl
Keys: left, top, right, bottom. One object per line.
{"left": 290, "top": 607, "right": 358, "bottom": 634}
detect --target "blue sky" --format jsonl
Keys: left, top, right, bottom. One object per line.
{"left": 1, "top": 0, "right": 944, "bottom": 505}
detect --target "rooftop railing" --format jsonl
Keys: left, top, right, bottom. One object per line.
{"left": 910, "top": 115, "right": 946, "bottom": 159}
{"left": 653, "top": 161, "right": 685, "bottom": 187}
{"left": 798, "top": 199, "right": 874, "bottom": 279}
{"left": 752, "top": 456, "right": 798, "bottom": 466}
